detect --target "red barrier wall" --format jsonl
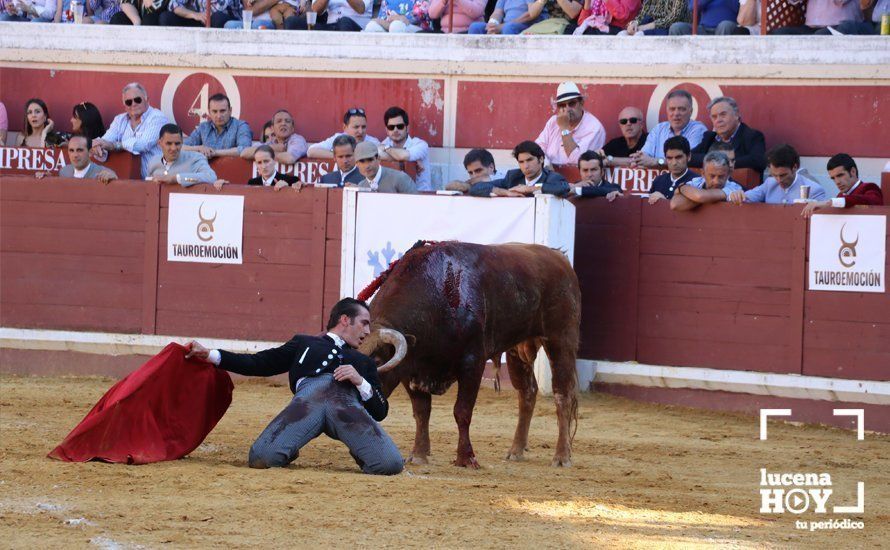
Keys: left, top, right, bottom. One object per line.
{"left": 1, "top": 177, "right": 888, "bottom": 382}
{"left": 574, "top": 198, "right": 890, "bottom": 381}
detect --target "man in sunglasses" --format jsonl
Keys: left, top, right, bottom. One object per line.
{"left": 535, "top": 81, "right": 606, "bottom": 166}
{"left": 92, "top": 82, "right": 169, "bottom": 178}
{"left": 307, "top": 107, "right": 380, "bottom": 159}
{"left": 377, "top": 106, "right": 431, "bottom": 191}
{"left": 601, "top": 107, "right": 648, "bottom": 168}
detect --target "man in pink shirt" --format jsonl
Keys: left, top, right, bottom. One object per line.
{"left": 535, "top": 81, "right": 606, "bottom": 166}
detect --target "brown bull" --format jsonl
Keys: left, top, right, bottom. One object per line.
{"left": 359, "top": 241, "right": 581, "bottom": 468}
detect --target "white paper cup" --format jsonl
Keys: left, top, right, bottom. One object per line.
{"left": 306, "top": 10, "right": 317, "bottom": 27}
{"left": 73, "top": 2, "right": 84, "bottom": 24}
{"left": 242, "top": 9, "right": 253, "bottom": 29}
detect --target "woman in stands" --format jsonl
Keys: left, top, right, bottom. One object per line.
{"left": 109, "top": 0, "right": 169, "bottom": 25}
{"left": 70, "top": 102, "right": 107, "bottom": 141}
{"left": 18, "top": 99, "right": 65, "bottom": 148}
{"left": 428, "top": 0, "right": 486, "bottom": 33}
{"left": 364, "top": 0, "right": 433, "bottom": 32}
{"left": 83, "top": 0, "right": 122, "bottom": 22}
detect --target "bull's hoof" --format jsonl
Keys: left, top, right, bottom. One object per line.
{"left": 551, "top": 456, "right": 572, "bottom": 468}
{"left": 453, "top": 456, "right": 480, "bottom": 469}
{"left": 407, "top": 454, "right": 429, "bottom": 465}
{"left": 505, "top": 451, "right": 525, "bottom": 461}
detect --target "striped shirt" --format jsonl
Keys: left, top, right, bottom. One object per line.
{"left": 101, "top": 106, "right": 169, "bottom": 178}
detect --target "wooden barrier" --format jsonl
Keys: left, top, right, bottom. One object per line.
{"left": 573, "top": 197, "right": 890, "bottom": 381}
{"left": 1, "top": 175, "right": 888, "bottom": 381}
{"left": 554, "top": 164, "right": 762, "bottom": 191}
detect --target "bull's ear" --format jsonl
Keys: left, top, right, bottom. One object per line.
{"left": 405, "top": 334, "right": 417, "bottom": 346}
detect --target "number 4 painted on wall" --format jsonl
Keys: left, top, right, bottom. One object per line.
{"left": 187, "top": 84, "right": 210, "bottom": 123}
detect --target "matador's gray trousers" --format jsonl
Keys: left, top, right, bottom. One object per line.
{"left": 247, "top": 374, "right": 404, "bottom": 475}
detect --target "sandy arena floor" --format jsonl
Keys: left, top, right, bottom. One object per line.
{"left": 0, "top": 374, "right": 887, "bottom": 549}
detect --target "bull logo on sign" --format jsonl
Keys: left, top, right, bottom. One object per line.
{"left": 838, "top": 223, "right": 858, "bottom": 268}
{"left": 197, "top": 202, "right": 217, "bottom": 242}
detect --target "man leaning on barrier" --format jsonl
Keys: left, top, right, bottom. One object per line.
{"left": 147, "top": 124, "right": 228, "bottom": 190}
{"left": 670, "top": 150, "right": 742, "bottom": 211}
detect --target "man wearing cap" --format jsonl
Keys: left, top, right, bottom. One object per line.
{"left": 353, "top": 141, "right": 417, "bottom": 194}
{"left": 535, "top": 81, "right": 606, "bottom": 166}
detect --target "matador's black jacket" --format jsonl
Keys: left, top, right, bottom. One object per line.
{"left": 219, "top": 334, "right": 389, "bottom": 421}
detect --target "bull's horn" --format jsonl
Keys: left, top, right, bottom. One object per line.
{"left": 376, "top": 329, "right": 408, "bottom": 373}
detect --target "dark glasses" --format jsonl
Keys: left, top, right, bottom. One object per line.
{"left": 346, "top": 107, "right": 366, "bottom": 116}
{"left": 124, "top": 97, "right": 144, "bottom": 106}
{"left": 386, "top": 123, "right": 406, "bottom": 131}
{"left": 619, "top": 117, "right": 640, "bottom": 125}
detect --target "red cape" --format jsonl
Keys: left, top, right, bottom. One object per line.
{"left": 48, "top": 343, "right": 233, "bottom": 464}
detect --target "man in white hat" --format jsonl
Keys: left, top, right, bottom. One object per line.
{"left": 535, "top": 81, "right": 606, "bottom": 166}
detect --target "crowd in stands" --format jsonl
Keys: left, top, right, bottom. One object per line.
{"left": 1, "top": 0, "right": 887, "bottom": 34}
{"left": 0, "top": 78, "right": 884, "bottom": 215}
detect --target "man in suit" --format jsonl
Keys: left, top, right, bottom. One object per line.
{"left": 470, "top": 141, "right": 570, "bottom": 197}
{"left": 184, "top": 298, "right": 404, "bottom": 475}
{"left": 320, "top": 134, "right": 364, "bottom": 186}
{"left": 247, "top": 145, "right": 300, "bottom": 190}
{"left": 353, "top": 141, "right": 417, "bottom": 194}
{"left": 147, "top": 124, "right": 227, "bottom": 190}
{"left": 690, "top": 97, "right": 766, "bottom": 175}
{"left": 572, "top": 151, "right": 622, "bottom": 201}
{"left": 801, "top": 154, "right": 884, "bottom": 217}
{"left": 36, "top": 135, "right": 117, "bottom": 183}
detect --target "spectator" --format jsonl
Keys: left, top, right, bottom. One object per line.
{"left": 469, "top": 140, "right": 570, "bottom": 197}
{"left": 247, "top": 145, "right": 300, "bottom": 189}
{"left": 801, "top": 154, "right": 884, "bottom": 217}
{"left": 669, "top": 0, "right": 738, "bottom": 34}
{"left": 445, "top": 148, "right": 500, "bottom": 192}
{"left": 307, "top": 107, "right": 379, "bottom": 159}
{"left": 601, "top": 106, "right": 647, "bottom": 167}
{"left": 708, "top": 140, "right": 735, "bottom": 171}
{"left": 284, "top": 0, "right": 371, "bottom": 30}
{"left": 573, "top": 0, "right": 640, "bottom": 34}
{"left": 36, "top": 136, "right": 118, "bottom": 183}
{"left": 670, "top": 150, "right": 742, "bottom": 211}
{"left": 93, "top": 83, "right": 168, "bottom": 178}
{"left": 377, "top": 106, "right": 431, "bottom": 191}
{"left": 770, "top": 0, "right": 863, "bottom": 34}
{"left": 84, "top": 0, "right": 121, "bottom": 22}
{"left": 71, "top": 102, "right": 107, "bottom": 141}
{"left": 634, "top": 90, "right": 706, "bottom": 169}
{"left": 469, "top": 0, "right": 544, "bottom": 34}
{"left": 429, "top": 0, "right": 487, "bottom": 33}
{"left": 621, "top": 0, "right": 687, "bottom": 34}
{"left": 261, "top": 120, "right": 274, "bottom": 142}
{"left": 110, "top": 0, "right": 168, "bottom": 25}
{"left": 535, "top": 82, "right": 606, "bottom": 166}
{"left": 160, "top": 0, "right": 237, "bottom": 26}
{"left": 269, "top": 0, "right": 300, "bottom": 28}
{"left": 147, "top": 124, "right": 225, "bottom": 188}
{"left": 690, "top": 96, "right": 766, "bottom": 174}
{"left": 320, "top": 134, "right": 365, "bottom": 186}
{"left": 647, "top": 135, "right": 698, "bottom": 204}
{"left": 365, "top": 0, "right": 433, "bottom": 32}
{"left": 183, "top": 93, "right": 252, "bottom": 159}
{"left": 717, "top": 0, "right": 760, "bottom": 34}
{"left": 0, "top": 101, "right": 7, "bottom": 146}
{"left": 354, "top": 141, "right": 417, "bottom": 193}
{"left": 17, "top": 99, "right": 64, "bottom": 148}
{"left": 523, "top": 0, "right": 582, "bottom": 33}
{"left": 1, "top": 0, "right": 56, "bottom": 21}
{"left": 240, "top": 109, "right": 308, "bottom": 163}
{"left": 729, "top": 144, "right": 827, "bottom": 205}
{"left": 572, "top": 151, "right": 622, "bottom": 200}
